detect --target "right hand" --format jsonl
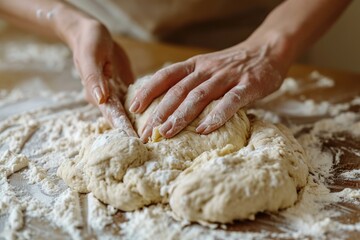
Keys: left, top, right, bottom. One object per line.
{"left": 66, "top": 20, "right": 137, "bottom": 137}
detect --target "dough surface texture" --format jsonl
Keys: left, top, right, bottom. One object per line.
{"left": 58, "top": 76, "right": 309, "bottom": 223}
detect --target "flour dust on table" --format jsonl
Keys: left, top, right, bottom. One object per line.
{"left": 0, "top": 72, "right": 360, "bottom": 239}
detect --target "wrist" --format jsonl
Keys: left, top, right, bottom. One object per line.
{"left": 53, "top": 3, "right": 101, "bottom": 50}
{"left": 244, "top": 29, "right": 297, "bottom": 76}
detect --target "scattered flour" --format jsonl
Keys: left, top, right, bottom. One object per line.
{"left": 0, "top": 81, "right": 359, "bottom": 240}
{"left": 0, "top": 150, "right": 29, "bottom": 177}
{"left": 0, "top": 37, "right": 359, "bottom": 239}
{"left": 340, "top": 169, "right": 360, "bottom": 180}
{"left": 309, "top": 71, "right": 335, "bottom": 88}
{"left": 52, "top": 189, "right": 83, "bottom": 240}
{"left": 0, "top": 41, "right": 70, "bottom": 71}
{"left": 262, "top": 70, "right": 335, "bottom": 102}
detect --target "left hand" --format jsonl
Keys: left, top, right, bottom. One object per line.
{"left": 129, "top": 42, "right": 287, "bottom": 142}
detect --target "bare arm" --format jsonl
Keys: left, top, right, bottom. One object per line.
{"left": 0, "top": 1, "right": 92, "bottom": 56}
{"left": 249, "top": 0, "right": 352, "bottom": 72}
{"left": 130, "top": 0, "right": 352, "bottom": 141}
{"left": 0, "top": 0, "right": 136, "bottom": 136}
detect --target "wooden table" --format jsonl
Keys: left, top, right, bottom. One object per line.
{"left": 116, "top": 35, "right": 360, "bottom": 84}
{"left": 0, "top": 30, "right": 358, "bottom": 238}
{"left": 116, "top": 36, "right": 360, "bottom": 239}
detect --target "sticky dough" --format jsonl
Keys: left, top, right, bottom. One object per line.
{"left": 58, "top": 76, "right": 309, "bottom": 223}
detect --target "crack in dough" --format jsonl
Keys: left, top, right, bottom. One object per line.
{"left": 58, "top": 76, "right": 309, "bottom": 223}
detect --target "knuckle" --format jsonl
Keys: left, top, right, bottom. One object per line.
{"left": 191, "top": 70, "right": 204, "bottom": 79}
{"left": 137, "top": 86, "right": 152, "bottom": 101}
{"left": 169, "top": 85, "right": 188, "bottom": 99}
{"left": 154, "top": 67, "right": 172, "bottom": 79}
{"left": 190, "top": 54, "right": 204, "bottom": 62}
{"left": 151, "top": 110, "right": 167, "bottom": 125}
{"left": 83, "top": 72, "right": 100, "bottom": 85}
{"left": 189, "top": 88, "right": 208, "bottom": 102}
{"left": 225, "top": 90, "right": 242, "bottom": 104}
{"left": 169, "top": 110, "right": 187, "bottom": 125}
{"left": 184, "top": 59, "right": 195, "bottom": 72}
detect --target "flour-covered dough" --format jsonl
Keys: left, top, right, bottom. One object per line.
{"left": 58, "top": 76, "right": 309, "bottom": 223}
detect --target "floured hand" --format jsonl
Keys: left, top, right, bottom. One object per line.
{"left": 129, "top": 43, "right": 285, "bottom": 142}
{"left": 70, "top": 20, "right": 136, "bottom": 137}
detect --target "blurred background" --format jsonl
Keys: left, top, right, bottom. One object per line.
{"left": 1, "top": 0, "right": 359, "bottom": 73}
{"left": 65, "top": 0, "right": 359, "bottom": 73}
{"left": 305, "top": 0, "right": 359, "bottom": 73}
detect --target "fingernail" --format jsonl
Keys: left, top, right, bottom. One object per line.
{"left": 196, "top": 123, "right": 206, "bottom": 133}
{"left": 93, "top": 87, "right": 104, "bottom": 104}
{"left": 159, "top": 121, "right": 173, "bottom": 137}
{"left": 201, "top": 125, "right": 213, "bottom": 135}
{"left": 140, "top": 134, "right": 148, "bottom": 143}
{"left": 140, "top": 125, "right": 152, "bottom": 143}
{"left": 196, "top": 117, "right": 210, "bottom": 133}
{"left": 129, "top": 99, "right": 140, "bottom": 113}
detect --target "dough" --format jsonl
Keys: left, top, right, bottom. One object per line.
{"left": 58, "top": 76, "right": 309, "bottom": 223}
{"left": 169, "top": 119, "right": 308, "bottom": 222}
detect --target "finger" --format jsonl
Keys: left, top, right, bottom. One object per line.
{"left": 196, "top": 84, "right": 253, "bottom": 135}
{"left": 129, "top": 61, "right": 194, "bottom": 113}
{"left": 158, "top": 76, "right": 232, "bottom": 138}
{"left": 140, "top": 72, "right": 207, "bottom": 142}
{"left": 78, "top": 57, "right": 110, "bottom": 105}
{"left": 98, "top": 95, "right": 137, "bottom": 137}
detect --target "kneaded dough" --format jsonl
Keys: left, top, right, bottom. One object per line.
{"left": 58, "top": 76, "right": 309, "bottom": 223}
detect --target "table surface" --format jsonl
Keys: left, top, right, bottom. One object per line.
{"left": 0, "top": 32, "right": 359, "bottom": 239}
{"left": 116, "top": 36, "right": 360, "bottom": 238}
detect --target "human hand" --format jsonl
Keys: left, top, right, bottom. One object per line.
{"left": 68, "top": 20, "right": 137, "bottom": 137}
{"left": 129, "top": 42, "right": 287, "bottom": 142}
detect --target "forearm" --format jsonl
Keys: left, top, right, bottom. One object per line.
{"left": 245, "top": 0, "right": 352, "bottom": 72}
{"left": 0, "top": 0, "right": 97, "bottom": 49}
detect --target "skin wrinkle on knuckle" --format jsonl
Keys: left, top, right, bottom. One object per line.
{"left": 168, "top": 114, "right": 187, "bottom": 132}
{"left": 188, "top": 88, "right": 207, "bottom": 103}
{"left": 150, "top": 110, "right": 166, "bottom": 127}
{"left": 235, "top": 49, "right": 248, "bottom": 62}
{"left": 184, "top": 60, "right": 195, "bottom": 74}
{"left": 218, "top": 89, "right": 246, "bottom": 115}
{"left": 155, "top": 67, "right": 174, "bottom": 80}
{"left": 225, "top": 90, "right": 242, "bottom": 104}
{"left": 191, "top": 70, "right": 202, "bottom": 80}
{"left": 83, "top": 72, "right": 100, "bottom": 86}
{"left": 169, "top": 85, "right": 188, "bottom": 99}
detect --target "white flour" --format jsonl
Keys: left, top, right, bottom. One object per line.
{"left": 340, "top": 169, "right": 360, "bottom": 180}
{"left": 0, "top": 34, "right": 359, "bottom": 239}
{"left": 0, "top": 77, "right": 359, "bottom": 240}
{"left": 0, "top": 41, "right": 70, "bottom": 72}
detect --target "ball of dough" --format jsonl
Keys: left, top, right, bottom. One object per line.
{"left": 58, "top": 75, "right": 309, "bottom": 224}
